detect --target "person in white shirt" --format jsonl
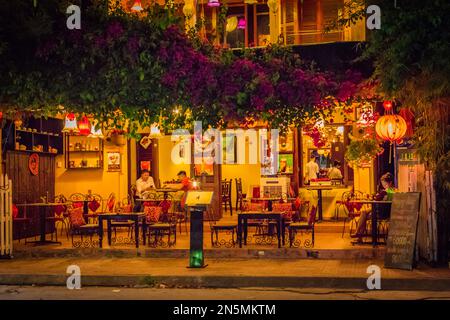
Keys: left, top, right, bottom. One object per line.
{"left": 305, "top": 154, "right": 319, "bottom": 185}
{"left": 136, "top": 170, "right": 156, "bottom": 198}
{"left": 328, "top": 160, "right": 343, "bottom": 180}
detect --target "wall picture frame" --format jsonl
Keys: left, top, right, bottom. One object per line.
{"left": 107, "top": 151, "right": 121, "bottom": 172}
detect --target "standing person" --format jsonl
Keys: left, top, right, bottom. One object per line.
{"left": 351, "top": 172, "right": 395, "bottom": 242}
{"left": 305, "top": 154, "right": 319, "bottom": 185}
{"left": 134, "top": 170, "right": 156, "bottom": 212}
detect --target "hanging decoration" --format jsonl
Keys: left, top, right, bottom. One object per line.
{"left": 62, "top": 113, "right": 79, "bottom": 134}
{"left": 29, "top": 153, "right": 40, "bottom": 176}
{"left": 237, "top": 18, "right": 246, "bottom": 29}
{"left": 88, "top": 120, "right": 104, "bottom": 138}
{"left": 78, "top": 115, "right": 91, "bottom": 136}
{"left": 207, "top": 0, "right": 220, "bottom": 7}
{"left": 182, "top": 3, "right": 194, "bottom": 18}
{"left": 267, "top": 0, "right": 278, "bottom": 13}
{"left": 131, "top": 1, "right": 143, "bottom": 11}
{"left": 226, "top": 16, "right": 238, "bottom": 32}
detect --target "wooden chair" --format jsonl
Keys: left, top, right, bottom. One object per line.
{"left": 206, "top": 208, "right": 237, "bottom": 247}
{"left": 235, "top": 178, "right": 245, "bottom": 211}
{"left": 288, "top": 206, "right": 317, "bottom": 248}
{"left": 221, "top": 179, "right": 233, "bottom": 215}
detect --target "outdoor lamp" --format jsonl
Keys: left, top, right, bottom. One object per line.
{"left": 149, "top": 123, "right": 162, "bottom": 138}
{"left": 375, "top": 114, "right": 407, "bottom": 143}
{"left": 207, "top": 0, "right": 221, "bottom": 7}
{"left": 88, "top": 120, "right": 104, "bottom": 139}
{"left": 131, "top": 0, "right": 143, "bottom": 11}
{"left": 267, "top": 0, "right": 278, "bottom": 13}
{"left": 226, "top": 16, "right": 238, "bottom": 32}
{"left": 78, "top": 115, "right": 91, "bottom": 136}
{"left": 62, "top": 113, "right": 79, "bottom": 134}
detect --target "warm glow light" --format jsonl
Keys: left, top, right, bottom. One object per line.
{"left": 375, "top": 114, "right": 407, "bottom": 143}
{"left": 237, "top": 18, "right": 246, "bottom": 29}
{"left": 267, "top": 0, "right": 278, "bottom": 13}
{"left": 131, "top": 0, "right": 143, "bottom": 11}
{"left": 78, "top": 115, "right": 91, "bottom": 136}
{"left": 383, "top": 100, "right": 393, "bottom": 111}
{"left": 207, "top": 0, "right": 220, "bottom": 7}
{"left": 149, "top": 123, "right": 162, "bottom": 138}
{"left": 244, "top": 0, "right": 258, "bottom": 4}
{"left": 62, "top": 113, "right": 79, "bottom": 134}
{"left": 88, "top": 120, "right": 104, "bottom": 138}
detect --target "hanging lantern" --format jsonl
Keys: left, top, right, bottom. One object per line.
{"left": 62, "top": 113, "right": 79, "bottom": 134}
{"left": 207, "top": 0, "right": 220, "bottom": 7}
{"left": 237, "top": 18, "right": 246, "bottom": 29}
{"left": 383, "top": 100, "right": 393, "bottom": 111}
{"left": 88, "top": 120, "right": 104, "bottom": 139}
{"left": 267, "top": 0, "right": 278, "bottom": 13}
{"left": 375, "top": 114, "right": 407, "bottom": 143}
{"left": 78, "top": 116, "right": 91, "bottom": 136}
{"left": 131, "top": 0, "right": 143, "bottom": 11}
{"left": 226, "top": 16, "right": 238, "bottom": 32}
{"left": 244, "top": 0, "right": 258, "bottom": 4}
{"left": 149, "top": 123, "right": 162, "bottom": 138}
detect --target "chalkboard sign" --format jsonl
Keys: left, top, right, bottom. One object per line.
{"left": 384, "top": 192, "right": 421, "bottom": 270}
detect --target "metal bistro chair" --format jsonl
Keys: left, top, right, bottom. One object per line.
{"left": 206, "top": 208, "right": 238, "bottom": 248}
{"left": 288, "top": 205, "right": 317, "bottom": 248}
{"left": 46, "top": 194, "right": 70, "bottom": 241}
{"left": 108, "top": 193, "right": 136, "bottom": 239}
{"left": 341, "top": 190, "right": 366, "bottom": 238}
{"left": 221, "top": 179, "right": 233, "bottom": 216}
{"left": 147, "top": 209, "right": 178, "bottom": 248}
{"left": 86, "top": 193, "right": 103, "bottom": 224}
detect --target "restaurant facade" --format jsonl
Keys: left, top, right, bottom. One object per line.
{"left": 0, "top": 0, "right": 444, "bottom": 266}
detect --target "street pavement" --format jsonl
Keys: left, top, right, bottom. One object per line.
{"left": 1, "top": 285, "right": 450, "bottom": 300}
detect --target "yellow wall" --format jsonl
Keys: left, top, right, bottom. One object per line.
{"left": 157, "top": 135, "right": 191, "bottom": 184}
{"left": 55, "top": 141, "right": 129, "bottom": 204}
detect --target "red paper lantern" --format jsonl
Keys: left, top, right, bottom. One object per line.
{"left": 383, "top": 100, "right": 393, "bottom": 111}
{"left": 78, "top": 116, "right": 91, "bottom": 136}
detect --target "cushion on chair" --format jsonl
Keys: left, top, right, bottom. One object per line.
{"left": 242, "top": 202, "right": 264, "bottom": 212}
{"left": 159, "top": 200, "right": 172, "bottom": 213}
{"left": 12, "top": 204, "right": 19, "bottom": 219}
{"left": 121, "top": 204, "right": 133, "bottom": 213}
{"left": 68, "top": 208, "right": 86, "bottom": 227}
{"left": 88, "top": 199, "right": 101, "bottom": 212}
{"left": 54, "top": 204, "right": 66, "bottom": 216}
{"left": 144, "top": 206, "right": 162, "bottom": 223}
{"left": 272, "top": 203, "right": 293, "bottom": 212}
{"left": 72, "top": 202, "right": 83, "bottom": 209}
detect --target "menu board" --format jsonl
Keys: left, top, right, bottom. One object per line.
{"left": 384, "top": 192, "right": 421, "bottom": 270}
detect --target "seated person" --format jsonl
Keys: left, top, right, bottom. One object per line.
{"left": 327, "top": 160, "right": 343, "bottom": 180}
{"left": 134, "top": 170, "right": 156, "bottom": 212}
{"left": 351, "top": 172, "right": 395, "bottom": 242}
{"left": 176, "top": 171, "right": 193, "bottom": 210}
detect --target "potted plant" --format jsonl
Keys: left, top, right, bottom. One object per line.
{"left": 108, "top": 129, "right": 127, "bottom": 146}
{"left": 345, "top": 137, "right": 383, "bottom": 168}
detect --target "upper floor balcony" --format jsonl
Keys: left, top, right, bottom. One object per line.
{"left": 121, "top": 0, "right": 366, "bottom": 48}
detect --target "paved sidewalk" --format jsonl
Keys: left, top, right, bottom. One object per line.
{"left": 0, "top": 258, "right": 449, "bottom": 290}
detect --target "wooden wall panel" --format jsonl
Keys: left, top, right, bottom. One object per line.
{"left": 6, "top": 151, "right": 56, "bottom": 239}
